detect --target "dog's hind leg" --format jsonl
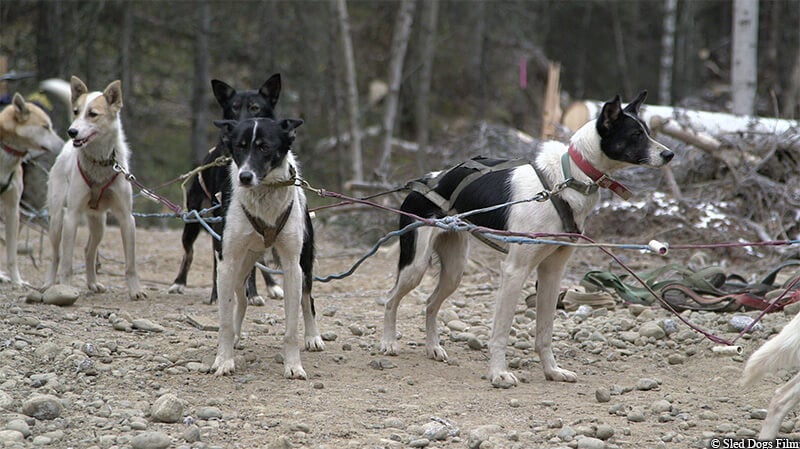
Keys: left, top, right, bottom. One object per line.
{"left": 84, "top": 212, "right": 107, "bottom": 293}
{"left": 261, "top": 252, "right": 284, "bottom": 298}
{"left": 0, "top": 184, "right": 22, "bottom": 284}
{"left": 760, "top": 371, "right": 800, "bottom": 439}
{"left": 534, "top": 247, "right": 577, "bottom": 383}
{"left": 424, "top": 232, "right": 468, "bottom": 362}
{"left": 244, "top": 268, "right": 266, "bottom": 306}
{"left": 381, "top": 227, "right": 435, "bottom": 356}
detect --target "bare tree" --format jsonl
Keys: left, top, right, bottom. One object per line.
{"left": 658, "top": 0, "right": 677, "bottom": 105}
{"left": 120, "top": 1, "right": 133, "bottom": 130}
{"left": 731, "top": 0, "right": 758, "bottom": 115}
{"left": 783, "top": 12, "right": 800, "bottom": 119}
{"left": 376, "top": 0, "right": 416, "bottom": 180}
{"left": 415, "top": 0, "right": 439, "bottom": 173}
{"left": 190, "top": 0, "right": 211, "bottom": 165}
{"left": 336, "top": 0, "right": 363, "bottom": 183}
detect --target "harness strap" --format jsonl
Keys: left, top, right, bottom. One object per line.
{"left": 242, "top": 200, "right": 294, "bottom": 247}
{"left": 77, "top": 158, "right": 119, "bottom": 209}
{"left": 0, "top": 170, "right": 15, "bottom": 195}
{"left": 532, "top": 162, "right": 582, "bottom": 235}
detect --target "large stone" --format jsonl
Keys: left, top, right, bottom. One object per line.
{"left": 21, "top": 394, "right": 64, "bottom": 420}
{"left": 42, "top": 284, "right": 79, "bottom": 306}
{"left": 150, "top": 393, "right": 184, "bottom": 423}
{"left": 131, "top": 431, "right": 171, "bottom": 449}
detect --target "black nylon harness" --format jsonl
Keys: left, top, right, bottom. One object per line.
{"left": 242, "top": 200, "right": 294, "bottom": 247}
{"left": 406, "top": 157, "right": 582, "bottom": 253}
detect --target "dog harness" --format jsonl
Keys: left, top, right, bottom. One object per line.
{"left": 565, "top": 144, "right": 633, "bottom": 200}
{"left": 77, "top": 157, "right": 119, "bottom": 210}
{"left": 242, "top": 200, "right": 294, "bottom": 247}
{"left": 406, "top": 157, "right": 582, "bottom": 253}
{"left": 0, "top": 144, "right": 25, "bottom": 195}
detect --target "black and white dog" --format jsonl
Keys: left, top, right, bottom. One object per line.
{"left": 380, "top": 91, "right": 674, "bottom": 388}
{"left": 169, "top": 74, "right": 284, "bottom": 304}
{"left": 211, "top": 117, "right": 322, "bottom": 379}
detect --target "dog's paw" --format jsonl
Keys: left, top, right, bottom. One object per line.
{"left": 305, "top": 336, "right": 325, "bottom": 352}
{"left": 544, "top": 367, "right": 578, "bottom": 383}
{"left": 266, "top": 285, "right": 284, "bottom": 299}
{"left": 247, "top": 295, "right": 266, "bottom": 306}
{"left": 0, "top": 272, "right": 12, "bottom": 283}
{"left": 88, "top": 282, "right": 107, "bottom": 293}
{"left": 212, "top": 357, "right": 236, "bottom": 376}
{"left": 167, "top": 283, "right": 185, "bottom": 294}
{"left": 283, "top": 363, "right": 307, "bottom": 380}
{"left": 490, "top": 371, "right": 519, "bottom": 389}
{"left": 380, "top": 340, "right": 400, "bottom": 356}
{"left": 426, "top": 345, "right": 448, "bottom": 362}
{"left": 129, "top": 290, "right": 148, "bottom": 301}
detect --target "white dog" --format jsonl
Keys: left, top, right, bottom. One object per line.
{"left": 0, "top": 93, "right": 64, "bottom": 284}
{"left": 743, "top": 310, "right": 800, "bottom": 439}
{"left": 44, "top": 76, "right": 146, "bottom": 300}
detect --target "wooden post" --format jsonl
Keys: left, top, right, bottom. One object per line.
{"left": 541, "top": 61, "right": 562, "bottom": 139}
{"left": 0, "top": 56, "right": 7, "bottom": 96}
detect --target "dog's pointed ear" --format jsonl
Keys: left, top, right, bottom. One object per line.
{"left": 70, "top": 76, "right": 88, "bottom": 104}
{"left": 598, "top": 95, "right": 622, "bottom": 134}
{"left": 213, "top": 119, "right": 237, "bottom": 149}
{"left": 623, "top": 90, "right": 647, "bottom": 115}
{"left": 280, "top": 118, "right": 303, "bottom": 143}
{"left": 211, "top": 79, "right": 235, "bottom": 108}
{"left": 261, "top": 73, "right": 281, "bottom": 109}
{"left": 11, "top": 93, "right": 30, "bottom": 122}
{"left": 103, "top": 80, "right": 124, "bottom": 113}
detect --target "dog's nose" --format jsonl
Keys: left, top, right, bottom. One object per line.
{"left": 67, "top": 128, "right": 78, "bottom": 139}
{"left": 239, "top": 171, "right": 254, "bottom": 185}
{"left": 661, "top": 150, "right": 674, "bottom": 162}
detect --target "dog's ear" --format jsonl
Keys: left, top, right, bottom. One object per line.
{"left": 70, "top": 76, "right": 88, "bottom": 104}
{"left": 598, "top": 95, "right": 622, "bottom": 134}
{"left": 280, "top": 118, "right": 303, "bottom": 132}
{"left": 103, "top": 80, "right": 124, "bottom": 113}
{"left": 213, "top": 119, "right": 237, "bottom": 149}
{"left": 211, "top": 80, "right": 235, "bottom": 108}
{"left": 11, "top": 93, "right": 30, "bottom": 122}
{"left": 261, "top": 73, "right": 281, "bottom": 109}
{"left": 623, "top": 90, "right": 647, "bottom": 115}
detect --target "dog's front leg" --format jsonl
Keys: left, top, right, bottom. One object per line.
{"left": 57, "top": 207, "right": 81, "bottom": 285}
{"left": 760, "top": 371, "right": 800, "bottom": 439}
{"left": 84, "top": 213, "right": 107, "bottom": 293}
{"left": 488, "top": 253, "right": 534, "bottom": 389}
{"left": 278, "top": 249, "right": 306, "bottom": 380}
{"left": 1, "top": 185, "right": 22, "bottom": 284}
{"left": 213, "top": 255, "right": 238, "bottom": 376}
{"left": 535, "top": 248, "right": 577, "bottom": 382}
{"left": 117, "top": 210, "right": 145, "bottom": 300}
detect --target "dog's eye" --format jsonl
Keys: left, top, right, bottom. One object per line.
{"left": 88, "top": 111, "right": 99, "bottom": 118}
{"left": 72, "top": 108, "right": 79, "bottom": 116}
{"left": 232, "top": 103, "right": 241, "bottom": 111}
{"left": 249, "top": 104, "right": 260, "bottom": 113}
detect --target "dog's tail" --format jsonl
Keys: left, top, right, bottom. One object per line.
{"left": 742, "top": 311, "right": 800, "bottom": 386}
{"left": 40, "top": 79, "right": 72, "bottom": 110}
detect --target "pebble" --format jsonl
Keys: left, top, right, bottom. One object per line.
{"left": 42, "top": 284, "right": 80, "bottom": 306}
{"left": 750, "top": 409, "right": 768, "bottom": 420}
{"left": 0, "top": 430, "right": 24, "bottom": 444}
{"left": 348, "top": 324, "right": 366, "bottom": 336}
{"left": 595, "top": 424, "right": 614, "bottom": 440}
{"left": 651, "top": 399, "right": 672, "bottom": 413}
{"left": 150, "top": 393, "right": 184, "bottom": 423}
{"left": 447, "top": 320, "right": 469, "bottom": 332}
{"left": 627, "top": 408, "right": 646, "bottom": 422}
{"left": 267, "top": 435, "right": 293, "bottom": 449}
{"left": 638, "top": 321, "right": 666, "bottom": 339}
{"left": 728, "top": 315, "right": 763, "bottom": 333}
{"left": 667, "top": 353, "right": 687, "bottom": 365}
{"left": 132, "top": 319, "right": 165, "bottom": 333}
{"left": 197, "top": 406, "right": 223, "bottom": 420}
{"left": 409, "top": 438, "right": 430, "bottom": 447}
{"left": 595, "top": 388, "right": 611, "bottom": 403}
{"left": 577, "top": 436, "right": 606, "bottom": 449}
{"left": 369, "top": 358, "right": 396, "bottom": 370}
{"left": 467, "top": 336, "right": 484, "bottom": 350}
{"left": 131, "top": 431, "right": 171, "bottom": 449}
{"left": 636, "top": 378, "right": 660, "bottom": 391}
{"left": 4, "top": 419, "right": 31, "bottom": 437}
{"left": 21, "top": 394, "right": 64, "bottom": 420}
{"left": 384, "top": 417, "right": 405, "bottom": 429}
{"left": 183, "top": 425, "right": 201, "bottom": 443}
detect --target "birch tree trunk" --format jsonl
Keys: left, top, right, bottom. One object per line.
{"left": 782, "top": 13, "right": 800, "bottom": 119}
{"left": 190, "top": 0, "right": 211, "bottom": 166}
{"left": 415, "top": 0, "right": 439, "bottom": 173}
{"left": 336, "top": 0, "right": 363, "bottom": 182}
{"left": 376, "top": 0, "right": 416, "bottom": 180}
{"left": 658, "top": 0, "right": 677, "bottom": 105}
{"left": 731, "top": 0, "right": 759, "bottom": 115}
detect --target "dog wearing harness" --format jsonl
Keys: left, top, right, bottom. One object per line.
{"left": 0, "top": 93, "right": 64, "bottom": 284}
{"left": 380, "top": 91, "right": 674, "bottom": 387}
{"left": 44, "top": 76, "right": 146, "bottom": 300}
{"left": 211, "top": 117, "right": 322, "bottom": 379}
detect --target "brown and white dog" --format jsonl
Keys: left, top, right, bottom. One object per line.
{"left": 44, "top": 76, "right": 146, "bottom": 300}
{"left": 0, "top": 94, "right": 64, "bottom": 284}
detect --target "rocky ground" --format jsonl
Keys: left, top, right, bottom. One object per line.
{"left": 0, "top": 217, "right": 798, "bottom": 449}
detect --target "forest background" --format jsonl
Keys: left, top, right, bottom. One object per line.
{"left": 1, "top": 0, "right": 798, "bottom": 231}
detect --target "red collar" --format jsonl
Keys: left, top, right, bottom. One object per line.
{"left": 567, "top": 144, "right": 633, "bottom": 200}
{"left": 1, "top": 144, "right": 26, "bottom": 158}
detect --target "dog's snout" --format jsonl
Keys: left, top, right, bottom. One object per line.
{"left": 67, "top": 128, "right": 78, "bottom": 139}
{"left": 661, "top": 150, "right": 674, "bottom": 162}
{"left": 239, "top": 171, "right": 254, "bottom": 185}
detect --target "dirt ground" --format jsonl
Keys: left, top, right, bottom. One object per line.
{"left": 0, "top": 214, "right": 798, "bottom": 449}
